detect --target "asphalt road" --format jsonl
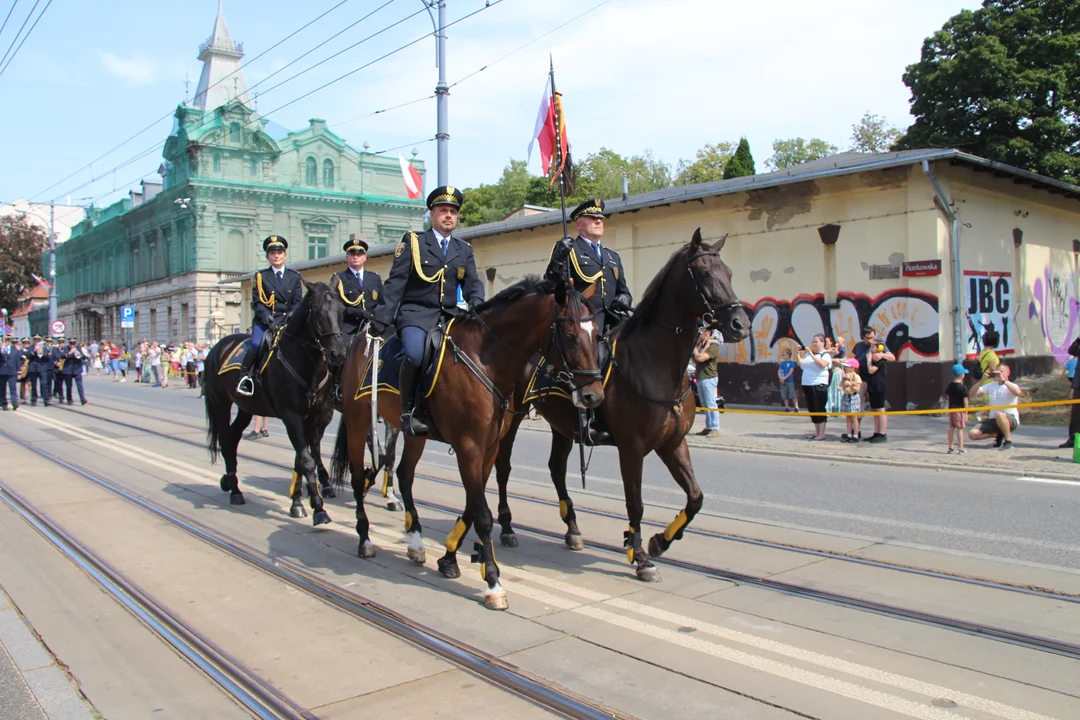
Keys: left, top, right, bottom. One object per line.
{"left": 70, "top": 375, "right": 1080, "bottom": 571}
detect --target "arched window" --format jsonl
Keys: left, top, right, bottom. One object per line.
{"left": 304, "top": 157, "right": 318, "bottom": 186}
{"left": 322, "top": 159, "right": 335, "bottom": 188}
{"left": 248, "top": 158, "right": 258, "bottom": 177}
{"left": 229, "top": 122, "right": 241, "bottom": 144}
{"left": 213, "top": 154, "right": 221, "bottom": 173}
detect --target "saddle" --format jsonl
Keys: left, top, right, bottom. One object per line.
{"left": 523, "top": 334, "right": 617, "bottom": 446}
{"left": 219, "top": 327, "right": 280, "bottom": 379}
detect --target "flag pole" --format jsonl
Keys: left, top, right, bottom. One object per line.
{"left": 550, "top": 55, "right": 569, "bottom": 240}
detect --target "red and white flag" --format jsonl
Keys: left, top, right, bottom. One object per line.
{"left": 527, "top": 76, "right": 556, "bottom": 174}
{"left": 398, "top": 154, "right": 422, "bottom": 200}
{"left": 31, "top": 273, "right": 52, "bottom": 290}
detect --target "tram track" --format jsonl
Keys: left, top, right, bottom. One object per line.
{"left": 0, "top": 426, "right": 630, "bottom": 720}
{"left": 61, "top": 399, "right": 1080, "bottom": 605}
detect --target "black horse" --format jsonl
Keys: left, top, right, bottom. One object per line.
{"left": 204, "top": 280, "right": 348, "bottom": 524}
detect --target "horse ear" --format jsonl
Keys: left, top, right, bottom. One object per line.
{"left": 554, "top": 278, "right": 568, "bottom": 306}
{"left": 303, "top": 280, "right": 316, "bottom": 292}
{"left": 712, "top": 232, "right": 729, "bottom": 252}
{"left": 329, "top": 274, "right": 341, "bottom": 291}
{"left": 691, "top": 227, "right": 703, "bottom": 246}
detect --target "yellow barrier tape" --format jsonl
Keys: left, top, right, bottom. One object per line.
{"left": 694, "top": 398, "right": 1080, "bottom": 418}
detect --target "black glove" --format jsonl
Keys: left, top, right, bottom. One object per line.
{"left": 368, "top": 319, "right": 389, "bottom": 337}
{"left": 467, "top": 297, "right": 483, "bottom": 312}
{"left": 611, "top": 297, "right": 632, "bottom": 315}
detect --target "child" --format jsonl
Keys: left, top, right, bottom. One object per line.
{"left": 839, "top": 358, "right": 862, "bottom": 442}
{"left": 945, "top": 363, "right": 970, "bottom": 453}
{"left": 777, "top": 349, "right": 798, "bottom": 411}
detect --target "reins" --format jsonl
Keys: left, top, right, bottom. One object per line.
{"left": 274, "top": 289, "right": 340, "bottom": 408}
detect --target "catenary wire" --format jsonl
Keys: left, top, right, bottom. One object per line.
{"left": 0, "top": 0, "right": 38, "bottom": 71}
{"left": 29, "top": 0, "right": 363, "bottom": 202}
{"left": 0, "top": 0, "right": 20, "bottom": 43}
{"left": 372, "top": 136, "right": 434, "bottom": 155}
{"left": 0, "top": 0, "right": 49, "bottom": 78}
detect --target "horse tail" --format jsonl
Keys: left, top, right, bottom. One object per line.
{"left": 330, "top": 419, "right": 350, "bottom": 492}
{"left": 203, "top": 341, "right": 226, "bottom": 464}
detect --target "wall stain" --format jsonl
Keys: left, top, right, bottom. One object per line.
{"left": 745, "top": 182, "right": 818, "bottom": 230}
{"left": 783, "top": 266, "right": 795, "bottom": 274}
{"left": 858, "top": 166, "right": 908, "bottom": 189}
{"left": 888, "top": 252, "right": 905, "bottom": 267}
{"left": 749, "top": 269, "right": 772, "bottom": 283}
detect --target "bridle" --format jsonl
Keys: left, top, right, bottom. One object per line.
{"left": 275, "top": 287, "right": 343, "bottom": 406}
{"left": 685, "top": 250, "right": 742, "bottom": 330}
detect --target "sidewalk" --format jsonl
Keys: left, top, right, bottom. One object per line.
{"left": 0, "top": 587, "right": 95, "bottom": 720}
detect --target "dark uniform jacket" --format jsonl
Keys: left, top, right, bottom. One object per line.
{"left": 252, "top": 267, "right": 304, "bottom": 328}
{"left": 375, "top": 229, "right": 485, "bottom": 333}
{"left": 46, "top": 345, "right": 62, "bottom": 373}
{"left": 27, "top": 345, "right": 47, "bottom": 374}
{"left": 333, "top": 268, "right": 383, "bottom": 335}
{"left": 562, "top": 235, "right": 632, "bottom": 332}
{"left": 60, "top": 346, "right": 84, "bottom": 376}
{"left": 0, "top": 345, "right": 23, "bottom": 376}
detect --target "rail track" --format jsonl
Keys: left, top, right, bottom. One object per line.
{"left": 0, "top": 426, "right": 629, "bottom": 720}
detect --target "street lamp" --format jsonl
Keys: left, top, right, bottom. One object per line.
{"left": 1, "top": 308, "right": 7, "bottom": 340}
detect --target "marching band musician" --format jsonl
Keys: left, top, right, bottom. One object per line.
{"left": 0, "top": 335, "right": 24, "bottom": 411}
{"left": 236, "top": 235, "right": 303, "bottom": 396}
{"left": 22, "top": 335, "right": 46, "bottom": 406}
{"left": 45, "top": 336, "right": 62, "bottom": 404}
{"left": 16, "top": 338, "right": 30, "bottom": 403}
{"left": 370, "top": 186, "right": 485, "bottom": 436}
{"left": 59, "top": 337, "right": 87, "bottom": 405}
{"left": 330, "top": 235, "right": 383, "bottom": 401}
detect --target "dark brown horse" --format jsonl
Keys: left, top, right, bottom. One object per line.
{"left": 331, "top": 275, "right": 603, "bottom": 610}
{"left": 204, "top": 281, "right": 348, "bottom": 523}
{"left": 494, "top": 229, "right": 750, "bottom": 580}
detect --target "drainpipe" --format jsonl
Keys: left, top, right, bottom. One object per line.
{"left": 921, "top": 160, "right": 964, "bottom": 364}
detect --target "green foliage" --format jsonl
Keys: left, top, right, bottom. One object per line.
{"left": 894, "top": 0, "right": 1080, "bottom": 182}
{"left": 0, "top": 215, "right": 48, "bottom": 315}
{"left": 674, "top": 142, "right": 735, "bottom": 185}
{"left": 576, "top": 148, "right": 673, "bottom": 200}
{"left": 723, "top": 137, "right": 756, "bottom": 179}
{"left": 766, "top": 137, "right": 840, "bottom": 170}
{"left": 850, "top": 112, "right": 902, "bottom": 153}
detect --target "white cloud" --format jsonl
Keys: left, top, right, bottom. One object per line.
{"left": 100, "top": 52, "right": 156, "bottom": 86}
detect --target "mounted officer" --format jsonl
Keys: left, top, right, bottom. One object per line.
{"left": 237, "top": 235, "right": 303, "bottom": 396}
{"left": 370, "top": 186, "right": 485, "bottom": 436}
{"left": 330, "top": 235, "right": 383, "bottom": 402}
{"left": 0, "top": 335, "right": 23, "bottom": 410}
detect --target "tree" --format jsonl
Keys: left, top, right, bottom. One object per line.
{"left": 0, "top": 215, "right": 48, "bottom": 317}
{"left": 576, "top": 148, "right": 672, "bottom": 200}
{"left": 723, "top": 137, "right": 756, "bottom": 179}
{"left": 766, "top": 137, "right": 840, "bottom": 170}
{"left": 893, "top": 1, "right": 1080, "bottom": 182}
{"left": 674, "top": 142, "right": 735, "bottom": 185}
{"left": 850, "top": 112, "right": 902, "bottom": 153}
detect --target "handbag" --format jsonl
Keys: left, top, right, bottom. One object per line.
{"left": 1068, "top": 335, "right": 1080, "bottom": 358}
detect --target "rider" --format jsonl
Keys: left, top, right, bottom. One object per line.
{"left": 329, "top": 235, "right": 383, "bottom": 400}
{"left": 236, "top": 235, "right": 303, "bottom": 396}
{"left": 369, "top": 186, "right": 485, "bottom": 436}
{"left": 549, "top": 198, "right": 633, "bottom": 443}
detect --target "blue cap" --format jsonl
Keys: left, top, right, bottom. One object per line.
{"left": 951, "top": 363, "right": 968, "bottom": 376}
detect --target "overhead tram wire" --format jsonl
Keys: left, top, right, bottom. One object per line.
{"left": 47, "top": 0, "right": 509, "bottom": 207}
{"left": 0, "top": 0, "right": 38, "bottom": 72}
{"left": 43, "top": 0, "right": 429, "bottom": 205}
{"left": 371, "top": 137, "right": 435, "bottom": 155}
{"left": 29, "top": 0, "right": 362, "bottom": 202}
{"left": 333, "top": 0, "right": 614, "bottom": 131}
{"left": 0, "top": 1, "right": 20, "bottom": 43}
{"left": 0, "top": 0, "right": 50, "bottom": 78}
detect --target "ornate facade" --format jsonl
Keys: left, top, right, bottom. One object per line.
{"left": 54, "top": 5, "right": 426, "bottom": 343}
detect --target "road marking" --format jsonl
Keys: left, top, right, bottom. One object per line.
{"left": 1017, "top": 477, "right": 1080, "bottom": 486}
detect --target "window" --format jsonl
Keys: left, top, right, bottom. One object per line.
{"left": 305, "top": 157, "right": 318, "bottom": 186}
{"left": 323, "top": 159, "right": 335, "bottom": 188}
{"left": 226, "top": 229, "right": 246, "bottom": 270}
{"left": 248, "top": 158, "right": 258, "bottom": 178}
{"left": 229, "top": 122, "right": 241, "bottom": 144}
{"left": 213, "top": 154, "right": 221, "bottom": 173}
{"left": 307, "top": 236, "right": 328, "bottom": 261}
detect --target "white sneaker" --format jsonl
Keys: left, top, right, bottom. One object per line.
{"left": 120, "top": 378, "right": 126, "bottom": 382}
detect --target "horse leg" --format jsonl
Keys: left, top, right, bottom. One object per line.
{"left": 648, "top": 439, "right": 703, "bottom": 559}
{"left": 282, "top": 413, "right": 330, "bottom": 526}
{"left": 396, "top": 435, "right": 427, "bottom": 564}
{"left": 347, "top": 417, "right": 376, "bottom": 558}
{"left": 223, "top": 406, "right": 251, "bottom": 506}
{"left": 465, "top": 449, "right": 507, "bottom": 610}
{"left": 310, "top": 417, "right": 336, "bottom": 500}
{"left": 381, "top": 424, "right": 402, "bottom": 511}
{"left": 493, "top": 411, "right": 526, "bottom": 548}
{"left": 618, "top": 445, "right": 659, "bottom": 582}
{"left": 548, "top": 429, "right": 585, "bottom": 551}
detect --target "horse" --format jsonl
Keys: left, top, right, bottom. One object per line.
{"left": 204, "top": 280, "right": 348, "bottom": 524}
{"left": 493, "top": 228, "right": 750, "bottom": 581}
{"left": 331, "top": 275, "right": 604, "bottom": 610}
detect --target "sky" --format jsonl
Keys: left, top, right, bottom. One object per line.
{"left": 0, "top": 0, "right": 981, "bottom": 208}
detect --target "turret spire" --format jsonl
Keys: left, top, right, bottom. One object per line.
{"left": 192, "top": 1, "right": 250, "bottom": 111}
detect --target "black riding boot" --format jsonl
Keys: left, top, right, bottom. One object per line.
{"left": 399, "top": 360, "right": 428, "bottom": 436}
{"left": 236, "top": 348, "right": 257, "bottom": 396}
{"left": 330, "top": 365, "right": 343, "bottom": 404}
{"left": 583, "top": 408, "right": 612, "bottom": 446}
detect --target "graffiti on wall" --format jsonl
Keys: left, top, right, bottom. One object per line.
{"left": 1029, "top": 259, "right": 1079, "bottom": 363}
{"left": 963, "top": 271, "right": 1014, "bottom": 358}
{"left": 716, "top": 289, "right": 940, "bottom": 364}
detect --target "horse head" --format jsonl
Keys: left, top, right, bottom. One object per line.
{"left": 550, "top": 277, "right": 605, "bottom": 409}
{"left": 686, "top": 228, "right": 750, "bottom": 342}
{"left": 304, "top": 280, "right": 348, "bottom": 369}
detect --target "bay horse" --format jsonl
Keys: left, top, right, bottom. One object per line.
{"left": 493, "top": 229, "right": 750, "bottom": 581}
{"left": 204, "top": 280, "right": 348, "bottom": 524}
{"left": 331, "top": 276, "right": 603, "bottom": 610}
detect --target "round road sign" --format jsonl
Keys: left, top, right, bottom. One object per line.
{"left": 50, "top": 319, "right": 66, "bottom": 335}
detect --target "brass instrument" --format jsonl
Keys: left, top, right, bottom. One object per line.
{"left": 17, "top": 355, "right": 28, "bottom": 380}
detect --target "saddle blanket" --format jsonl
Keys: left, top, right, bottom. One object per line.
{"left": 218, "top": 330, "right": 280, "bottom": 375}
{"left": 522, "top": 337, "right": 617, "bottom": 404}
{"left": 354, "top": 322, "right": 454, "bottom": 401}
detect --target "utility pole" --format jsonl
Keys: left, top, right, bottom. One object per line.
{"left": 48, "top": 201, "right": 57, "bottom": 325}
{"left": 423, "top": 0, "right": 449, "bottom": 185}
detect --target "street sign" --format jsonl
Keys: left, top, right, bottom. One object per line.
{"left": 50, "top": 319, "right": 66, "bottom": 335}
{"left": 121, "top": 305, "right": 135, "bottom": 329}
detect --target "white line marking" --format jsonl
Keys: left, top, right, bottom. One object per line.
{"left": 1017, "top": 477, "right": 1080, "bottom": 486}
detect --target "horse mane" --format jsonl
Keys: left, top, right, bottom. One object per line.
{"left": 619, "top": 243, "right": 692, "bottom": 337}
{"left": 473, "top": 275, "right": 550, "bottom": 313}
{"left": 285, "top": 281, "right": 328, "bottom": 336}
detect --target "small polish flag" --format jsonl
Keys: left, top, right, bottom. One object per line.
{"left": 31, "top": 273, "right": 53, "bottom": 290}
{"left": 398, "top": 154, "right": 422, "bottom": 200}
{"left": 527, "top": 76, "right": 555, "bottom": 174}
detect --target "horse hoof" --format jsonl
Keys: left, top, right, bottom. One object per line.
{"left": 220, "top": 475, "right": 233, "bottom": 492}
{"left": 229, "top": 492, "right": 245, "bottom": 506}
{"left": 647, "top": 533, "right": 667, "bottom": 558}
{"left": 636, "top": 564, "right": 662, "bottom": 583}
{"left": 312, "top": 511, "right": 332, "bottom": 526}
{"left": 321, "top": 484, "right": 337, "bottom": 500}
{"left": 437, "top": 557, "right": 460, "bottom": 579}
{"left": 407, "top": 546, "right": 427, "bottom": 564}
{"left": 289, "top": 506, "right": 307, "bottom": 519}
{"left": 358, "top": 541, "right": 377, "bottom": 559}
{"left": 565, "top": 533, "right": 584, "bottom": 551}
{"left": 386, "top": 501, "right": 402, "bottom": 512}
{"left": 500, "top": 532, "right": 519, "bottom": 548}
{"left": 484, "top": 592, "right": 509, "bottom": 611}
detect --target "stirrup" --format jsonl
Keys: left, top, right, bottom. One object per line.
{"left": 401, "top": 410, "right": 428, "bottom": 436}
{"left": 236, "top": 375, "right": 255, "bottom": 396}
